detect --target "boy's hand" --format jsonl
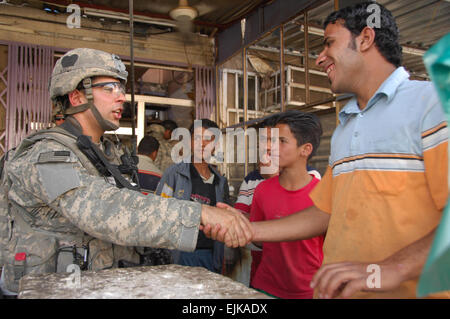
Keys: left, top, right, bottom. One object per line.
{"left": 200, "top": 204, "right": 253, "bottom": 247}
{"left": 201, "top": 203, "right": 254, "bottom": 246}
{"left": 201, "top": 223, "right": 225, "bottom": 241}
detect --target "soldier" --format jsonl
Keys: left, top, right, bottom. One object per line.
{"left": 147, "top": 123, "right": 174, "bottom": 173}
{"left": 51, "top": 104, "right": 65, "bottom": 126}
{"left": 161, "top": 120, "right": 178, "bottom": 142}
{"left": 54, "top": 113, "right": 65, "bottom": 126}
{"left": 0, "top": 48, "right": 252, "bottom": 296}
{"left": 147, "top": 123, "right": 170, "bottom": 172}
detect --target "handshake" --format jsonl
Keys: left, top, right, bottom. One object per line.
{"left": 200, "top": 203, "right": 254, "bottom": 247}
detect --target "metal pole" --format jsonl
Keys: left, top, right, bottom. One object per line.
{"left": 221, "top": 93, "right": 354, "bottom": 131}
{"left": 280, "top": 25, "right": 285, "bottom": 111}
{"left": 215, "top": 64, "right": 220, "bottom": 126}
{"left": 241, "top": 18, "right": 248, "bottom": 177}
{"left": 304, "top": 11, "right": 310, "bottom": 104}
{"left": 129, "top": 0, "right": 136, "bottom": 154}
{"left": 243, "top": 46, "right": 248, "bottom": 177}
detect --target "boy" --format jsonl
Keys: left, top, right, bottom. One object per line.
{"left": 234, "top": 114, "right": 321, "bottom": 286}
{"left": 250, "top": 110, "right": 324, "bottom": 298}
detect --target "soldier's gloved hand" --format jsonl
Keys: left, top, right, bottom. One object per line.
{"left": 200, "top": 204, "right": 253, "bottom": 248}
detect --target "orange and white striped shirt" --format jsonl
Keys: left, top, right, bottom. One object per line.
{"left": 310, "top": 67, "right": 449, "bottom": 298}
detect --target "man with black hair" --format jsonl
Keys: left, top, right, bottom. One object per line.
{"left": 209, "top": 2, "right": 449, "bottom": 299}
{"left": 137, "top": 135, "right": 162, "bottom": 194}
{"left": 136, "top": 135, "right": 172, "bottom": 266}
{"left": 156, "top": 119, "right": 229, "bottom": 274}
{"left": 148, "top": 120, "right": 179, "bottom": 173}
{"left": 161, "top": 119, "right": 178, "bottom": 141}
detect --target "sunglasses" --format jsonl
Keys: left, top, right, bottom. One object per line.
{"left": 91, "top": 81, "right": 126, "bottom": 97}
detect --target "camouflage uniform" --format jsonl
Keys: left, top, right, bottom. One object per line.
{"left": 1, "top": 119, "right": 201, "bottom": 293}
{"left": 147, "top": 124, "right": 175, "bottom": 173}
{"left": 0, "top": 48, "right": 202, "bottom": 293}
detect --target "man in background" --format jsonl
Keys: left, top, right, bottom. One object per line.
{"left": 147, "top": 119, "right": 178, "bottom": 173}
{"left": 137, "top": 135, "right": 162, "bottom": 194}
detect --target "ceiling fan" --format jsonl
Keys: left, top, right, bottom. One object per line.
{"left": 169, "top": 0, "right": 198, "bottom": 25}
{"left": 168, "top": 0, "right": 216, "bottom": 40}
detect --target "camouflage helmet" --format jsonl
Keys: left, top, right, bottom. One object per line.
{"left": 49, "top": 48, "right": 128, "bottom": 101}
{"left": 146, "top": 124, "right": 165, "bottom": 138}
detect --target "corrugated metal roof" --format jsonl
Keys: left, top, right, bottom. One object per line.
{"left": 243, "top": 0, "right": 449, "bottom": 78}
{"left": 30, "top": 0, "right": 450, "bottom": 77}
{"left": 37, "top": 0, "right": 270, "bottom": 32}
{"left": 306, "top": 0, "right": 450, "bottom": 77}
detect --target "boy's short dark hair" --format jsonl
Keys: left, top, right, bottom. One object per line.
{"left": 138, "top": 135, "right": 160, "bottom": 155}
{"left": 274, "top": 110, "right": 323, "bottom": 159}
{"left": 324, "top": 1, "right": 402, "bottom": 68}
{"left": 189, "top": 119, "right": 219, "bottom": 135}
{"left": 161, "top": 120, "right": 178, "bottom": 132}
{"left": 259, "top": 113, "right": 280, "bottom": 128}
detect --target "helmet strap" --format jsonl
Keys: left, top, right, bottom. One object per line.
{"left": 90, "top": 101, "right": 120, "bottom": 131}
{"left": 64, "top": 102, "right": 90, "bottom": 115}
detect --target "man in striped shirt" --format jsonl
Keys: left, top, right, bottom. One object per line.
{"left": 210, "top": 2, "right": 449, "bottom": 299}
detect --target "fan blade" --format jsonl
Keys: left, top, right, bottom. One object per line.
{"left": 194, "top": 2, "right": 217, "bottom": 16}
{"left": 248, "top": 55, "right": 275, "bottom": 74}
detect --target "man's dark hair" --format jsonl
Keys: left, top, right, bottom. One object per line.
{"left": 274, "top": 110, "right": 323, "bottom": 159}
{"left": 138, "top": 135, "right": 160, "bottom": 155}
{"left": 259, "top": 113, "right": 280, "bottom": 128}
{"left": 324, "top": 1, "right": 402, "bottom": 67}
{"left": 161, "top": 120, "right": 178, "bottom": 132}
{"left": 54, "top": 95, "right": 72, "bottom": 114}
{"left": 189, "top": 119, "right": 219, "bottom": 134}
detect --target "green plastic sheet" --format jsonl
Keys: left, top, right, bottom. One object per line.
{"left": 417, "top": 32, "right": 450, "bottom": 297}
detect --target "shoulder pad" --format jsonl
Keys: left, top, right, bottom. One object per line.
{"left": 36, "top": 150, "right": 80, "bottom": 202}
